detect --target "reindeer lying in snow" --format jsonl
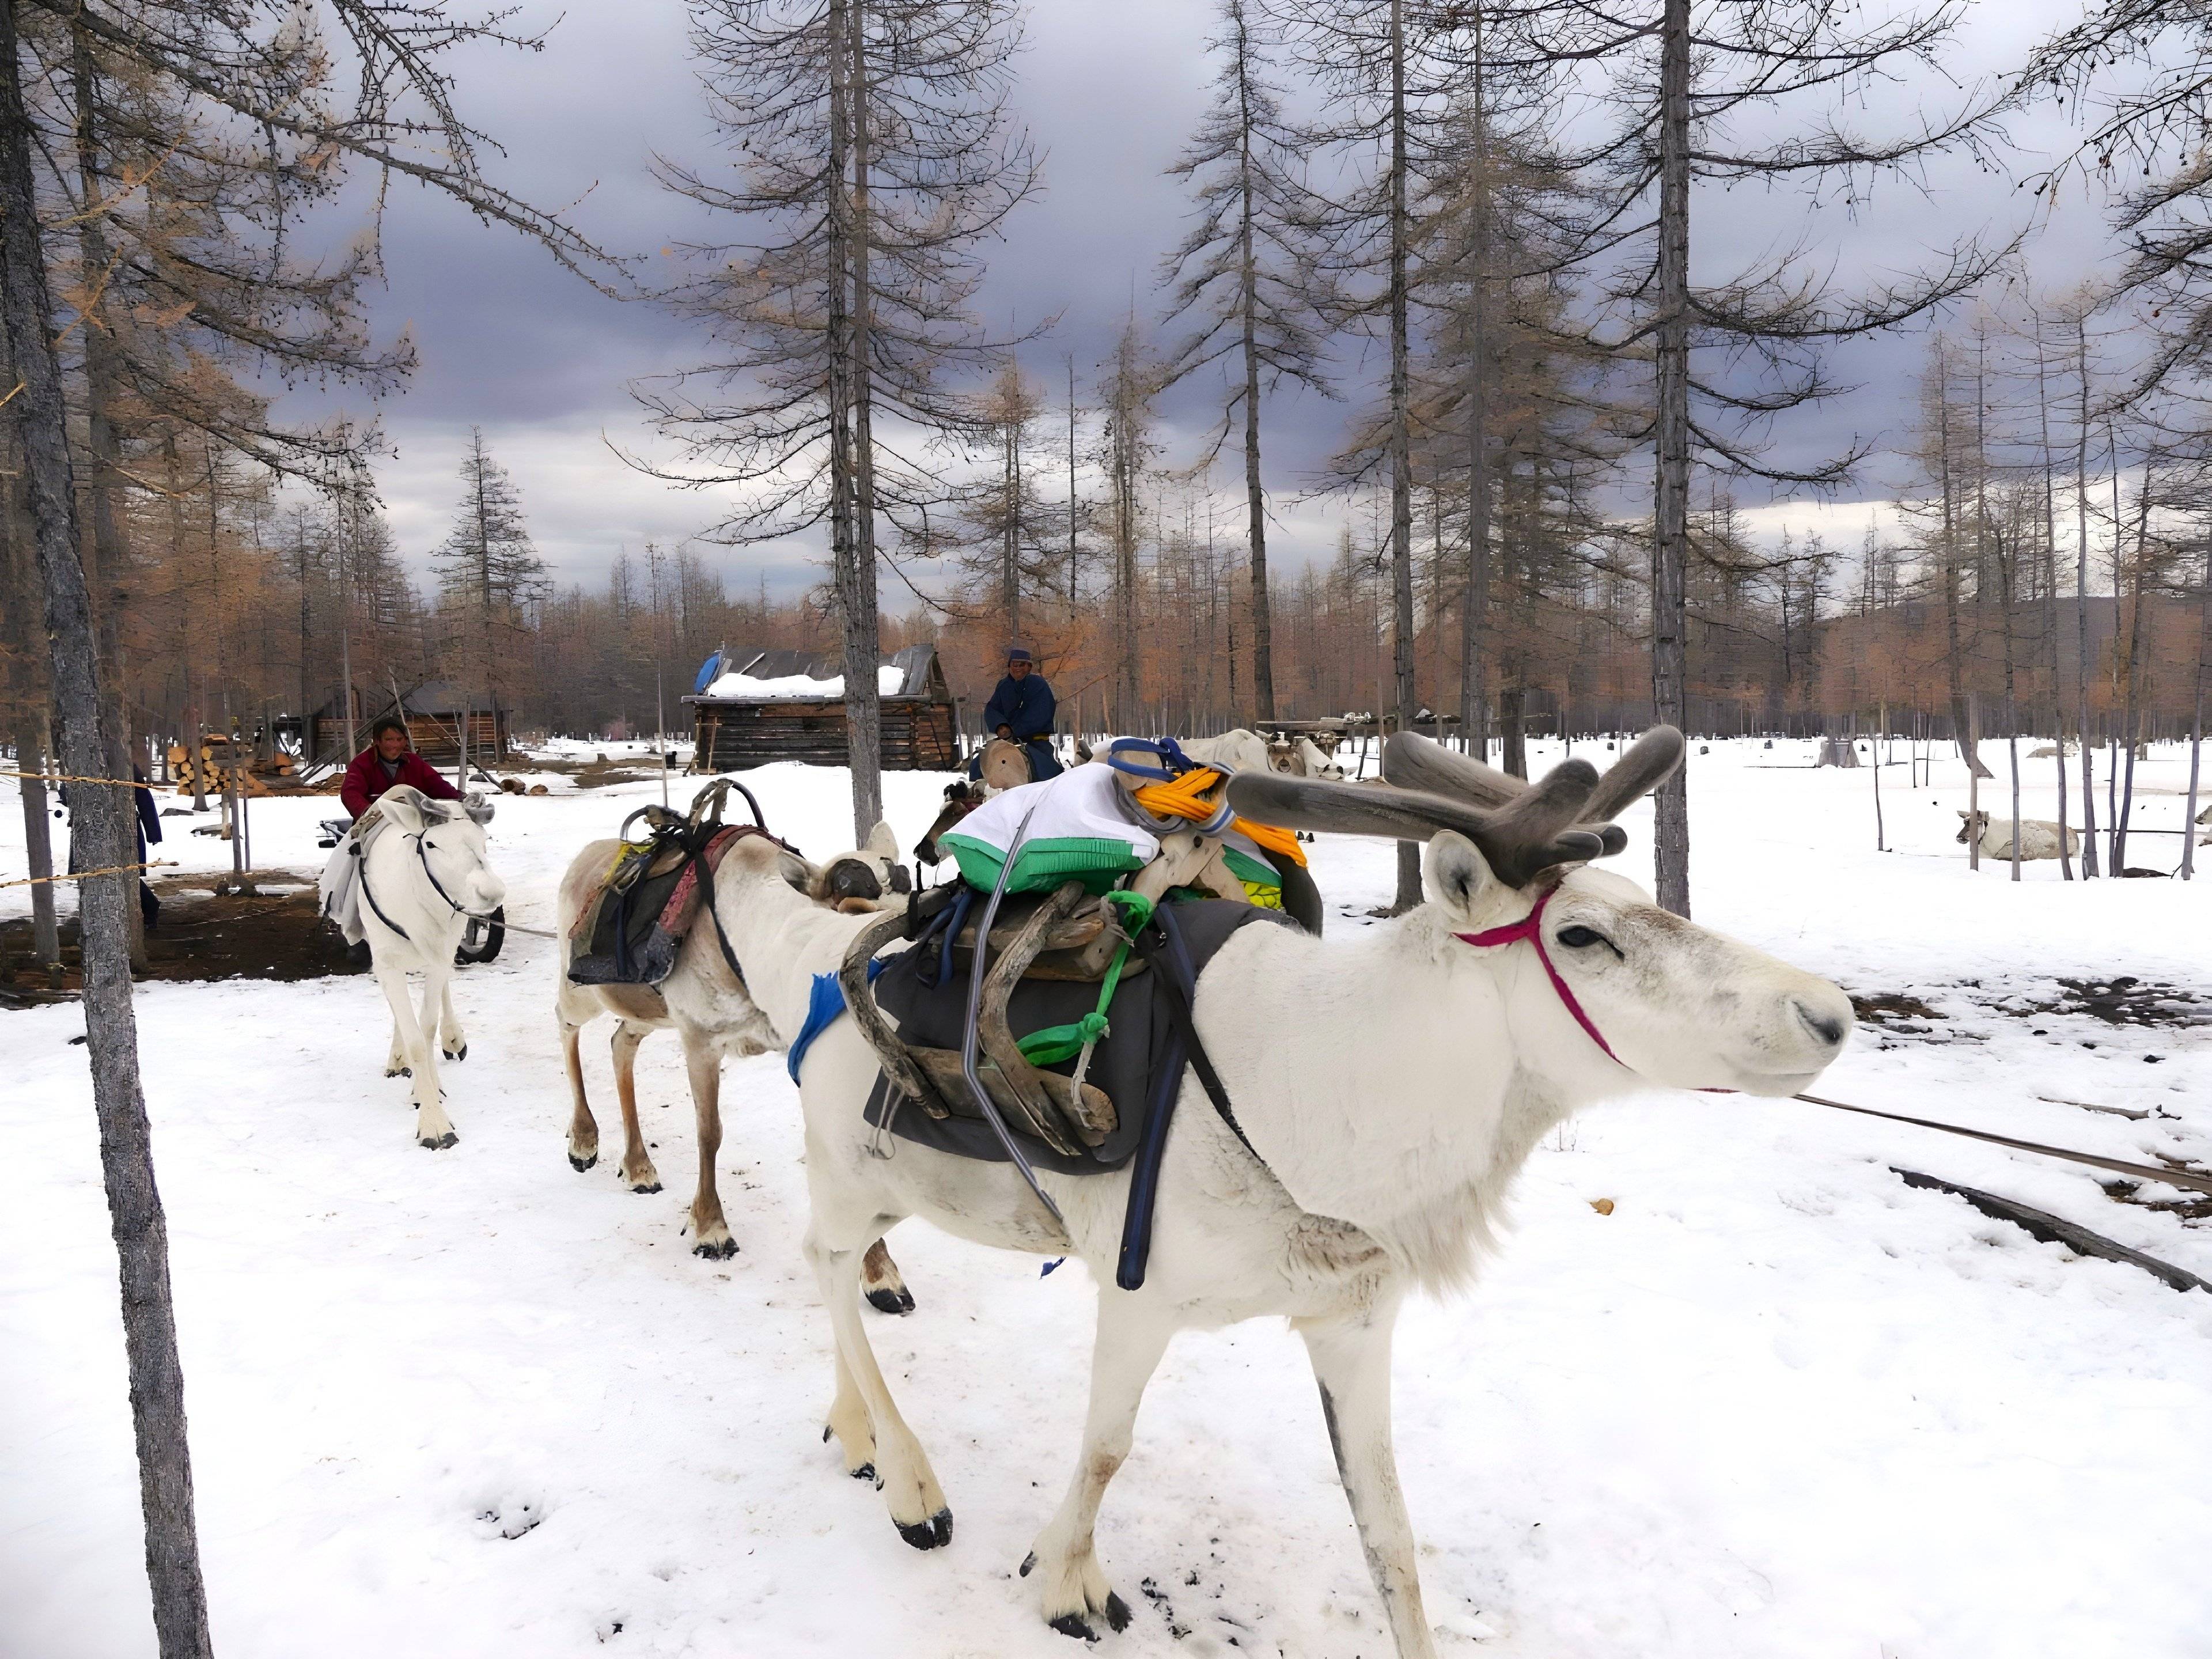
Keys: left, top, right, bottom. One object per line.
{"left": 1956, "top": 809, "right": 2080, "bottom": 861}
{"left": 703, "top": 728, "right": 1853, "bottom": 1653}
{"left": 347, "top": 786, "right": 508, "bottom": 1150}
{"left": 554, "top": 820, "right": 911, "bottom": 1305}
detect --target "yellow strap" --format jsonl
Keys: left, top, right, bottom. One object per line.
{"left": 1131, "top": 767, "right": 1308, "bottom": 868}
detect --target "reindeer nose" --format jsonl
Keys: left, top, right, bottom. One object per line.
{"left": 1793, "top": 999, "right": 1847, "bottom": 1048}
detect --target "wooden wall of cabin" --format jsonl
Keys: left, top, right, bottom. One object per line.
{"left": 692, "top": 701, "right": 958, "bottom": 772}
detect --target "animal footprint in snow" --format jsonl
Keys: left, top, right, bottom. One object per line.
{"left": 476, "top": 1495, "right": 544, "bottom": 1539}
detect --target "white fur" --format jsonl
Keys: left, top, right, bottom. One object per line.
{"left": 555, "top": 823, "right": 908, "bottom": 1260}
{"left": 356, "top": 787, "right": 507, "bottom": 1149}
{"left": 1177, "top": 729, "right": 1346, "bottom": 781}
{"left": 1956, "top": 810, "right": 2080, "bottom": 861}
{"left": 706, "top": 830, "right": 1853, "bottom": 1652}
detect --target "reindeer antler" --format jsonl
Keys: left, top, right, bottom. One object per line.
{"left": 1383, "top": 727, "right": 1684, "bottom": 843}
{"left": 1225, "top": 727, "right": 1687, "bottom": 889}
{"left": 1224, "top": 760, "right": 1609, "bottom": 888}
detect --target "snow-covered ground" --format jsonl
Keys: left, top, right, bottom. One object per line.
{"left": 3, "top": 738, "right": 2208, "bottom": 1659}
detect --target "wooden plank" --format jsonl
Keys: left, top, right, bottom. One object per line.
{"left": 1892, "top": 1168, "right": 2211, "bottom": 1294}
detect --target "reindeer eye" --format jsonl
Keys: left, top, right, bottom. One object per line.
{"left": 1556, "top": 925, "right": 1609, "bottom": 950}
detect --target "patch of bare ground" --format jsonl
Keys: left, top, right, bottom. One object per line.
{"left": 0, "top": 869, "right": 361, "bottom": 1006}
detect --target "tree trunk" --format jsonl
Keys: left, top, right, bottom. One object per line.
{"left": 2033, "top": 315, "right": 2070, "bottom": 878}
{"left": 2074, "top": 315, "right": 2099, "bottom": 877}
{"left": 1, "top": 385, "right": 59, "bottom": 964}
{"left": 1236, "top": 28, "right": 1274, "bottom": 722}
{"left": 70, "top": 17, "right": 145, "bottom": 965}
{"left": 1459, "top": 21, "right": 1490, "bottom": 763}
{"left": 1386, "top": 0, "right": 1421, "bottom": 911}
{"left": 2183, "top": 533, "right": 2207, "bottom": 881}
{"left": 843, "top": 0, "right": 885, "bottom": 838}
{"left": 1499, "top": 680, "right": 1527, "bottom": 779}
{"left": 1650, "top": 0, "right": 1693, "bottom": 916}
{"left": 0, "top": 5, "right": 213, "bottom": 1650}
{"left": 2113, "top": 468, "right": 2152, "bottom": 873}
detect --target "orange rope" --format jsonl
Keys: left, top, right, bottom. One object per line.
{"left": 1132, "top": 768, "right": 1308, "bottom": 868}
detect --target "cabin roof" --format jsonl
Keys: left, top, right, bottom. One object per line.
{"left": 307, "top": 680, "right": 503, "bottom": 720}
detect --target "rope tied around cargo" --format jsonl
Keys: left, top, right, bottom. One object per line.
{"left": 1014, "top": 889, "right": 1157, "bottom": 1070}
{"left": 1104, "top": 739, "right": 1307, "bottom": 868}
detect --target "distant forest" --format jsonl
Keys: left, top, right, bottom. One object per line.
{"left": 4, "top": 0, "right": 2211, "bottom": 878}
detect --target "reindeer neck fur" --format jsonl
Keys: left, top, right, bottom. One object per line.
{"left": 1201, "top": 892, "right": 1623, "bottom": 1293}
{"left": 712, "top": 845, "right": 878, "bottom": 1043}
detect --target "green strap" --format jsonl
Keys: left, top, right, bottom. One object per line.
{"left": 1014, "top": 891, "right": 1156, "bottom": 1067}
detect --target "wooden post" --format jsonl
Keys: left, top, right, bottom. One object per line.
{"left": 1874, "top": 701, "right": 1886, "bottom": 851}
{"left": 1966, "top": 691, "right": 1980, "bottom": 871}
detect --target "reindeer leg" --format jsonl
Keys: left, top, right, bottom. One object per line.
{"left": 803, "top": 1214, "right": 948, "bottom": 1548}
{"left": 823, "top": 1338, "right": 876, "bottom": 1482}
{"left": 414, "top": 967, "right": 457, "bottom": 1148}
{"left": 681, "top": 1031, "right": 733, "bottom": 1256}
{"left": 384, "top": 1014, "right": 409, "bottom": 1078}
{"left": 438, "top": 978, "right": 468, "bottom": 1062}
{"left": 612, "top": 1022, "right": 661, "bottom": 1194}
{"left": 560, "top": 1012, "right": 599, "bottom": 1171}
{"left": 1023, "top": 1294, "right": 1172, "bottom": 1639}
{"left": 860, "top": 1238, "right": 914, "bottom": 1315}
{"left": 1300, "top": 1304, "right": 1437, "bottom": 1659}
{"left": 385, "top": 960, "right": 454, "bottom": 1149}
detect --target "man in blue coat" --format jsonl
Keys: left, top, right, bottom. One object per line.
{"left": 976, "top": 647, "right": 1063, "bottom": 781}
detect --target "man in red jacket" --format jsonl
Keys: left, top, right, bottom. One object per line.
{"left": 342, "top": 717, "right": 463, "bottom": 821}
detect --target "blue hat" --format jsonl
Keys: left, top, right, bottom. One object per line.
{"left": 1006, "top": 647, "right": 1033, "bottom": 664}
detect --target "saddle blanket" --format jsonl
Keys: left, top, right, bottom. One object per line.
{"left": 567, "top": 824, "right": 776, "bottom": 986}
{"left": 859, "top": 897, "right": 1287, "bottom": 1176}
{"left": 317, "top": 801, "right": 398, "bottom": 947}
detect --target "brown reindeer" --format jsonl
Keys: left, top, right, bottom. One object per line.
{"left": 554, "top": 822, "right": 914, "bottom": 1310}
{"left": 913, "top": 737, "right": 1036, "bottom": 866}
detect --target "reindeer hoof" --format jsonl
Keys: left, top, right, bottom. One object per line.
{"left": 895, "top": 1509, "right": 953, "bottom": 1551}
{"left": 851, "top": 1462, "right": 876, "bottom": 1483}
{"left": 569, "top": 1152, "right": 597, "bottom": 1172}
{"left": 629, "top": 1180, "right": 663, "bottom": 1195}
{"left": 387, "top": 1065, "right": 411, "bottom": 1079}
{"left": 866, "top": 1285, "right": 916, "bottom": 1316}
{"left": 445, "top": 1043, "right": 468, "bottom": 1062}
{"left": 419, "top": 1131, "right": 459, "bottom": 1150}
{"left": 1103, "top": 1593, "right": 1131, "bottom": 1633}
{"left": 692, "top": 1236, "right": 738, "bottom": 1259}
{"left": 1047, "top": 1613, "right": 1099, "bottom": 1642}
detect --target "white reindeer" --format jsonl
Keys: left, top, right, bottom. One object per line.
{"left": 1278, "top": 733, "right": 1347, "bottom": 779}
{"left": 1176, "top": 728, "right": 1275, "bottom": 774}
{"left": 1179, "top": 728, "right": 1347, "bottom": 781}
{"left": 354, "top": 786, "right": 507, "bottom": 1149}
{"left": 703, "top": 728, "right": 1853, "bottom": 1653}
{"left": 1955, "top": 809, "right": 2080, "bottom": 861}
{"left": 554, "top": 820, "right": 912, "bottom": 1306}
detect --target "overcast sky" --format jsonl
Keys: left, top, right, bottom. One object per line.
{"left": 309, "top": 0, "right": 2127, "bottom": 605}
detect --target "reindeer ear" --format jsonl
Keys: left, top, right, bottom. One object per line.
{"left": 864, "top": 820, "right": 900, "bottom": 863}
{"left": 1424, "top": 831, "right": 1497, "bottom": 922}
{"left": 777, "top": 850, "right": 818, "bottom": 893}
{"left": 376, "top": 786, "right": 427, "bottom": 835}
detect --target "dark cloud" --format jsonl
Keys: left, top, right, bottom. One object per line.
{"left": 290, "top": 0, "right": 2122, "bottom": 597}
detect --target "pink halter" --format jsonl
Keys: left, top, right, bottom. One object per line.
{"left": 1455, "top": 886, "right": 1624, "bottom": 1068}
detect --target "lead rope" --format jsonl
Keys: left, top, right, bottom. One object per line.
{"left": 1455, "top": 891, "right": 2212, "bottom": 1198}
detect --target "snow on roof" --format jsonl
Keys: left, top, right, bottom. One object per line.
{"left": 692, "top": 642, "right": 941, "bottom": 702}
{"left": 703, "top": 663, "right": 907, "bottom": 700}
